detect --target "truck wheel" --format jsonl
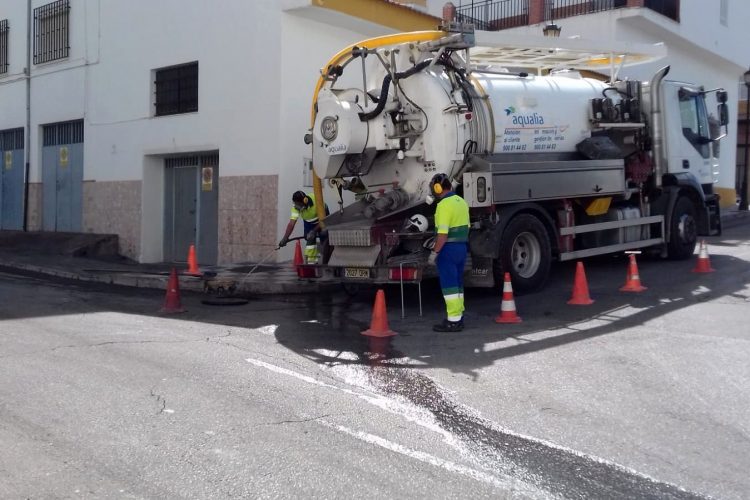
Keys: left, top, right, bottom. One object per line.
{"left": 667, "top": 196, "right": 697, "bottom": 260}
{"left": 495, "top": 214, "right": 551, "bottom": 293}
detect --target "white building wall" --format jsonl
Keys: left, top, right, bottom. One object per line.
{"left": 0, "top": 1, "right": 28, "bottom": 132}
{"left": 0, "top": 0, "right": 400, "bottom": 262}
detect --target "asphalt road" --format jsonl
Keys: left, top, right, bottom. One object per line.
{"left": 1, "top": 222, "right": 748, "bottom": 499}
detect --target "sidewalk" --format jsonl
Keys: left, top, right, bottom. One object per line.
{"left": 1, "top": 207, "right": 748, "bottom": 296}
{"left": 0, "top": 232, "right": 330, "bottom": 295}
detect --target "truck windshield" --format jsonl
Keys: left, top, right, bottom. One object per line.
{"left": 678, "top": 91, "right": 710, "bottom": 159}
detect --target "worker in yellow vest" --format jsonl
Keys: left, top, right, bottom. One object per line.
{"left": 428, "top": 173, "right": 469, "bottom": 332}
{"left": 278, "top": 191, "right": 329, "bottom": 263}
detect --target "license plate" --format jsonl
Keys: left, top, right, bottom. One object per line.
{"left": 344, "top": 267, "right": 370, "bottom": 279}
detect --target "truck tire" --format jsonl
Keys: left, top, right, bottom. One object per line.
{"left": 667, "top": 196, "right": 697, "bottom": 260}
{"left": 495, "top": 214, "right": 551, "bottom": 293}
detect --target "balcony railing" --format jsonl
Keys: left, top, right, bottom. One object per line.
{"left": 455, "top": 0, "right": 679, "bottom": 31}
{"left": 455, "top": 0, "right": 529, "bottom": 31}
{"left": 553, "top": 0, "right": 628, "bottom": 20}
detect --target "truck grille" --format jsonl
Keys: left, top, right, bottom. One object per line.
{"left": 329, "top": 228, "right": 372, "bottom": 246}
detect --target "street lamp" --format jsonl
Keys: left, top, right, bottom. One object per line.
{"left": 543, "top": 22, "right": 561, "bottom": 37}
{"left": 543, "top": 0, "right": 561, "bottom": 37}
{"left": 741, "top": 68, "right": 750, "bottom": 210}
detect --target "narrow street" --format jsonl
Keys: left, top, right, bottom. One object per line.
{"left": 1, "top": 222, "right": 749, "bottom": 499}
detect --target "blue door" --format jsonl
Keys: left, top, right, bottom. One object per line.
{"left": 163, "top": 154, "right": 219, "bottom": 264}
{"left": 42, "top": 121, "right": 84, "bottom": 232}
{"left": 0, "top": 128, "right": 25, "bottom": 230}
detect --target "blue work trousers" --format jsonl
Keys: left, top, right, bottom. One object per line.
{"left": 437, "top": 242, "right": 467, "bottom": 322}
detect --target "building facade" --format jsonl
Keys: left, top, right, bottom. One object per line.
{"left": 0, "top": 0, "right": 438, "bottom": 263}
{"left": 425, "top": 0, "right": 750, "bottom": 207}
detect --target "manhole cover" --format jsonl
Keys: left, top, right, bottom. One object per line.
{"left": 201, "top": 297, "right": 250, "bottom": 306}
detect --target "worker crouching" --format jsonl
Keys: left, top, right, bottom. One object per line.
{"left": 278, "top": 190, "right": 329, "bottom": 263}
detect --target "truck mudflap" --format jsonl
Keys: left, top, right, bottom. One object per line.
{"left": 464, "top": 255, "right": 495, "bottom": 287}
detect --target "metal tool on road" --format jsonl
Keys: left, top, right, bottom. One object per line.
{"left": 201, "top": 236, "right": 305, "bottom": 306}
{"left": 237, "top": 236, "right": 304, "bottom": 286}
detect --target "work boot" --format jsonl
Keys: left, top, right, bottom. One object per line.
{"left": 432, "top": 319, "right": 463, "bottom": 332}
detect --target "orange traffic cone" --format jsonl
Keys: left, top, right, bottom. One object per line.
{"left": 361, "top": 289, "right": 397, "bottom": 338}
{"left": 568, "top": 261, "right": 594, "bottom": 305}
{"left": 620, "top": 254, "right": 647, "bottom": 292}
{"left": 495, "top": 272, "right": 522, "bottom": 324}
{"left": 692, "top": 240, "right": 715, "bottom": 273}
{"left": 160, "top": 268, "right": 185, "bottom": 314}
{"left": 185, "top": 244, "right": 201, "bottom": 276}
{"left": 293, "top": 240, "right": 304, "bottom": 268}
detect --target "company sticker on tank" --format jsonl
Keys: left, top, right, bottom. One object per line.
{"left": 499, "top": 106, "right": 570, "bottom": 152}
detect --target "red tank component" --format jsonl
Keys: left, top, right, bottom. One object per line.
{"left": 626, "top": 152, "right": 653, "bottom": 184}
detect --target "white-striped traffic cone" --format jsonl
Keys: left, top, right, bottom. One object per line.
{"left": 692, "top": 240, "right": 715, "bottom": 273}
{"left": 620, "top": 253, "right": 647, "bottom": 292}
{"left": 495, "top": 272, "right": 522, "bottom": 324}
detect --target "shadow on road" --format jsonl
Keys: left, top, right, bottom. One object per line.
{"left": 1, "top": 228, "right": 749, "bottom": 380}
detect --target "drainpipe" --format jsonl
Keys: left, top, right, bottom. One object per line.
{"left": 650, "top": 65, "right": 670, "bottom": 188}
{"left": 23, "top": 0, "right": 31, "bottom": 231}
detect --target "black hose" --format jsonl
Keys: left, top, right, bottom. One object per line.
{"left": 359, "top": 74, "right": 393, "bottom": 121}
{"left": 358, "top": 59, "right": 433, "bottom": 121}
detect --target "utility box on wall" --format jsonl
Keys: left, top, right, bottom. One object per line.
{"left": 303, "top": 157, "right": 313, "bottom": 188}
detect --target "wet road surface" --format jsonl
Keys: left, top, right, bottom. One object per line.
{"left": 1, "top": 222, "right": 748, "bottom": 498}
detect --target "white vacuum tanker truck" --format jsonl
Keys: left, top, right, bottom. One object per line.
{"left": 300, "top": 24, "right": 728, "bottom": 293}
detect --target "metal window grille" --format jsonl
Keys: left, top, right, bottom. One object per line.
{"left": 0, "top": 128, "right": 24, "bottom": 150}
{"left": 33, "top": 0, "right": 70, "bottom": 65}
{"left": 165, "top": 153, "right": 218, "bottom": 169}
{"left": 0, "top": 20, "right": 8, "bottom": 74}
{"left": 456, "top": 1, "right": 529, "bottom": 30}
{"left": 154, "top": 62, "right": 199, "bottom": 117}
{"left": 42, "top": 119, "right": 83, "bottom": 146}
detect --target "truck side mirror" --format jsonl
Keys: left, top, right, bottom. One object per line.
{"left": 718, "top": 103, "right": 729, "bottom": 127}
{"left": 716, "top": 90, "right": 728, "bottom": 103}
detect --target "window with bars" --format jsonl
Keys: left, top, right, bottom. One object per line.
{"left": 0, "top": 128, "right": 24, "bottom": 150}
{"left": 33, "top": 0, "right": 70, "bottom": 65}
{"left": 1, "top": 20, "right": 8, "bottom": 74}
{"left": 154, "top": 62, "right": 199, "bottom": 117}
{"left": 42, "top": 119, "right": 83, "bottom": 146}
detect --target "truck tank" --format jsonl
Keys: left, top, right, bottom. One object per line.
{"left": 312, "top": 57, "right": 617, "bottom": 207}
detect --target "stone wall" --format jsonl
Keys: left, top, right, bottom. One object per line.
{"left": 82, "top": 180, "right": 142, "bottom": 260}
{"left": 218, "top": 174, "right": 278, "bottom": 264}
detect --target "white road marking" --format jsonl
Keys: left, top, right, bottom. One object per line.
{"left": 318, "top": 421, "right": 541, "bottom": 495}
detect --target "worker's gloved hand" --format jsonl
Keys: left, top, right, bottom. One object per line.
{"left": 278, "top": 236, "right": 289, "bottom": 248}
{"left": 428, "top": 251, "right": 438, "bottom": 266}
{"left": 306, "top": 229, "right": 318, "bottom": 242}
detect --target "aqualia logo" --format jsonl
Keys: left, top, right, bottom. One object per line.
{"left": 504, "top": 106, "right": 545, "bottom": 126}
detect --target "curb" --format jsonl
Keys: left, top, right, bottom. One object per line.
{"left": 0, "top": 260, "right": 336, "bottom": 295}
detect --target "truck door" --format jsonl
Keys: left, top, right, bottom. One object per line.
{"left": 662, "top": 82, "right": 714, "bottom": 185}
